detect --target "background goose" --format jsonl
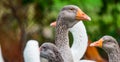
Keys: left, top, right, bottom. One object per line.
{"left": 90, "top": 35, "right": 120, "bottom": 62}
{"left": 40, "top": 43, "right": 64, "bottom": 62}
{"left": 84, "top": 40, "right": 106, "bottom": 62}
{"left": 23, "top": 40, "right": 40, "bottom": 62}
{"left": 55, "top": 5, "right": 91, "bottom": 62}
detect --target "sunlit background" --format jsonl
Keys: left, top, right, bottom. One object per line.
{"left": 0, "top": 0, "right": 120, "bottom": 62}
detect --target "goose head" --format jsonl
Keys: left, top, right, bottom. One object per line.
{"left": 90, "top": 35, "right": 119, "bottom": 52}
{"left": 40, "top": 43, "right": 64, "bottom": 62}
{"left": 57, "top": 5, "right": 91, "bottom": 28}
{"left": 25, "top": 40, "right": 39, "bottom": 47}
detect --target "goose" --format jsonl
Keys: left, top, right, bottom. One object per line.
{"left": 70, "top": 22, "right": 96, "bottom": 62}
{"left": 55, "top": 5, "right": 92, "bottom": 62}
{"left": 23, "top": 40, "right": 40, "bottom": 62}
{"left": 40, "top": 43, "right": 64, "bottom": 62}
{"left": 84, "top": 40, "right": 106, "bottom": 62}
{"left": 69, "top": 21, "right": 89, "bottom": 61}
{"left": 90, "top": 35, "right": 120, "bottom": 62}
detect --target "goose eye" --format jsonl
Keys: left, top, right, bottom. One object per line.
{"left": 42, "top": 46, "right": 47, "bottom": 50}
{"left": 70, "top": 8, "right": 74, "bottom": 10}
{"left": 107, "top": 40, "right": 111, "bottom": 42}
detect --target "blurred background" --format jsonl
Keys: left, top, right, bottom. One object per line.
{"left": 0, "top": 0, "right": 120, "bottom": 62}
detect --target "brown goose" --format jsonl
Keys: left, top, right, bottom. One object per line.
{"left": 90, "top": 35, "right": 120, "bottom": 62}
{"left": 55, "top": 5, "right": 90, "bottom": 62}
{"left": 40, "top": 43, "right": 64, "bottom": 62}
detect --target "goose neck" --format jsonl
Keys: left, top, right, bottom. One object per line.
{"left": 55, "top": 23, "right": 69, "bottom": 47}
{"left": 69, "top": 21, "right": 88, "bottom": 61}
{"left": 55, "top": 20, "right": 73, "bottom": 62}
{"left": 106, "top": 48, "right": 120, "bottom": 62}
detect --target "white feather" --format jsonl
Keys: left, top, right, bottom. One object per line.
{"left": 69, "top": 21, "right": 96, "bottom": 62}
{"left": 23, "top": 40, "right": 40, "bottom": 62}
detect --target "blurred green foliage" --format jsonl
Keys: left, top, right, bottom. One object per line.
{"left": 1, "top": 0, "right": 120, "bottom": 43}
{"left": 0, "top": 0, "right": 120, "bottom": 60}
{"left": 21, "top": 0, "right": 120, "bottom": 43}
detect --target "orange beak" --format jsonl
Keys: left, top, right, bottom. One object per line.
{"left": 90, "top": 39, "right": 103, "bottom": 47}
{"left": 76, "top": 9, "right": 91, "bottom": 21}
{"left": 50, "top": 21, "right": 56, "bottom": 27}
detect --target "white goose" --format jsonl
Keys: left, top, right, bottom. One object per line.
{"left": 23, "top": 40, "right": 40, "bottom": 62}
{"left": 69, "top": 21, "right": 93, "bottom": 62}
